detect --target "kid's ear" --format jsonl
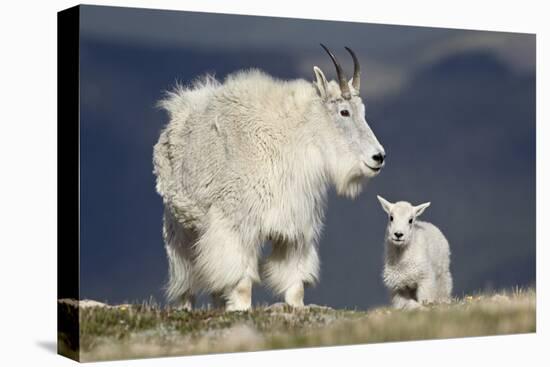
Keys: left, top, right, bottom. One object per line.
{"left": 313, "top": 66, "right": 329, "bottom": 100}
{"left": 377, "top": 195, "right": 393, "bottom": 214}
{"left": 414, "top": 202, "right": 431, "bottom": 217}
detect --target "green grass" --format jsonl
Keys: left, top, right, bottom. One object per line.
{"left": 58, "top": 288, "right": 535, "bottom": 362}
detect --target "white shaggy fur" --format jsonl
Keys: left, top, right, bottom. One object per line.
{"left": 153, "top": 65, "right": 385, "bottom": 311}
{"left": 377, "top": 196, "right": 452, "bottom": 309}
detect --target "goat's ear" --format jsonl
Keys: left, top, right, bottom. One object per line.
{"left": 377, "top": 195, "right": 393, "bottom": 214}
{"left": 414, "top": 202, "right": 431, "bottom": 217}
{"left": 313, "top": 66, "right": 329, "bottom": 100}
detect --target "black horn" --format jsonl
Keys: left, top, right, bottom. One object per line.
{"left": 345, "top": 46, "right": 360, "bottom": 92}
{"left": 320, "top": 44, "right": 351, "bottom": 100}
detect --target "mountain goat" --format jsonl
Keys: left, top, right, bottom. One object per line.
{"left": 377, "top": 196, "right": 452, "bottom": 309}
{"left": 153, "top": 45, "right": 386, "bottom": 311}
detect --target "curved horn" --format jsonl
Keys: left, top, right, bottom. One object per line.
{"left": 345, "top": 46, "right": 360, "bottom": 92}
{"left": 320, "top": 44, "right": 351, "bottom": 100}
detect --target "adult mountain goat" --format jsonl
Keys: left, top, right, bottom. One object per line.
{"left": 153, "top": 45, "right": 386, "bottom": 311}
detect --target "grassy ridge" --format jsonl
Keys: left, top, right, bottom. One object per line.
{"left": 58, "top": 288, "right": 535, "bottom": 362}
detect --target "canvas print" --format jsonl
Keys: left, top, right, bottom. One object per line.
{"left": 57, "top": 4, "right": 536, "bottom": 362}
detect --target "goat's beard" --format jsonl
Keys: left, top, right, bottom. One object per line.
{"left": 336, "top": 168, "right": 369, "bottom": 199}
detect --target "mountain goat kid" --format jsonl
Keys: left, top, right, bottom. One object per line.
{"left": 153, "top": 45, "right": 386, "bottom": 311}
{"left": 377, "top": 196, "right": 452, "bottom": 309}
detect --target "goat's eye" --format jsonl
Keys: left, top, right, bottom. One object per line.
{"left": 340, "top": 109, "right": 350, "bottom": 117}
{"left": 409, "top": 218, "right": 413, "bottom": 224}
{"left": 390, "top": 216, "right": 393, "bottom": 222}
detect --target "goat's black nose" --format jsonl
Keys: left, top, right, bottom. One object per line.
{"left": 372, "top": 153, "right": 385, "bottom": 164}
{"left": 394, "top": 232, "right": 403, "bottom": 238}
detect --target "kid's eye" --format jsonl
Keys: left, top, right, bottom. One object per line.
{"left": 340, "top": 109, "right": 350, "bottom": 117}
{"left": 390, "top": 216, "right": 393, "bottom": 222}
{"left": 409, "top": 218, "right": 413, "bottom": 224}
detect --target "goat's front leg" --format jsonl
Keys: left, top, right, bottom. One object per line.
{"left": 224, "top": 277, "right": 253, "bottom": 311}
{"left": 262, "top": 239, "right": 320, "bottom": 308}
{"left": 416, "top": 274, "right": 437, "bottom": 305}
{"left": 391, "top": 289, "right": 422, "bottom": 310}
{"left": 284, "top": 282, "right": 305, "bottom": 307}
{"left": 193, "top": 214, "right": 259, "bottom": 312}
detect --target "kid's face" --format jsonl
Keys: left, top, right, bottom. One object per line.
{"left": 377, "top": 196, "right": 430, "bottom": 246}
{"left": 386, "top": 203, "right": 416, "bottom": 246}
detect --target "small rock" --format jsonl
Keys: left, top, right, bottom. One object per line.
{"left": 304, "top": 304, "right": 333, "bottom": 311}
{"left": 79, "top": 299, "right": 110, "bottom": 308}
{"left": 58, "top": 299, "right": 110, "bottom": 308}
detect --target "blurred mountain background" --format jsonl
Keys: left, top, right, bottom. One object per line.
{"left": 78, "top": 5, "right": 535, "bottom": 308}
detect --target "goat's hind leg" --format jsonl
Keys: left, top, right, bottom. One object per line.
{"left": 163, "top": 208, "right": 197, "bottom": 310}
{"left": 437, "top": 271, "right": 453, "bottom": 303}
